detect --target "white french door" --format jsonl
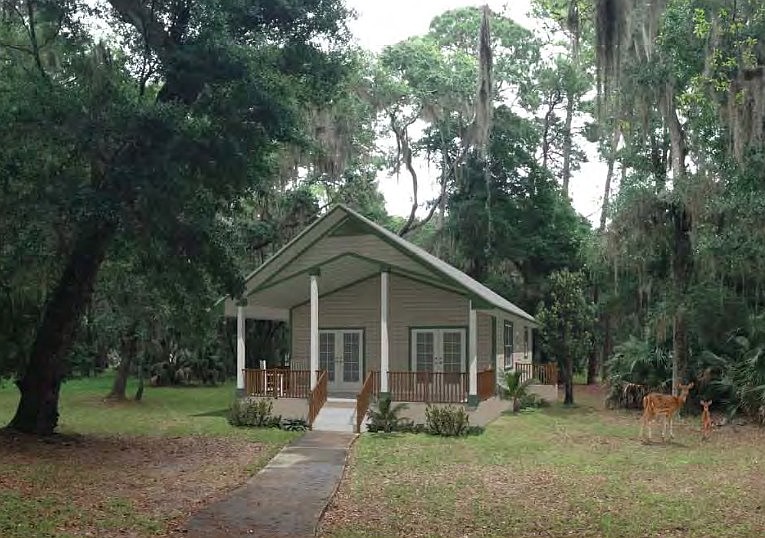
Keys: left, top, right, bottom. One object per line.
{"left": 319, "top": 329, "right": 364, "bottom": 392}
{"left": 411, "top": 329, "right": 466, "bottom": 373}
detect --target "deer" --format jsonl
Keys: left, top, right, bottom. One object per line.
{"left": 700, "top": 400, "right": 713, "bottom": 441}
{"left": 639, "top": 383, "right": 694, "bottom": 443}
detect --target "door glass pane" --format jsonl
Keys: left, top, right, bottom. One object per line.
{"left": 319, "top": 332, "right": 335, "bottom": 382}
{"left": 442, "top": 331, "right": 463, "bottom": 373}
{"left": 504, "top": 321, "right": 514, "bottom": 369}
{"left": 415, "top": 332, "right": 435, "bottom": 371}
{"left": 343, "top": 332, "right": 361, "bottom": 382}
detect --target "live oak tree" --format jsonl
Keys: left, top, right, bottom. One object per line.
{"left": 0, "top": 0, "right": 352, "bottom": 434}
{"left": 371, "top": 6, "right": 540, "bottom": 237}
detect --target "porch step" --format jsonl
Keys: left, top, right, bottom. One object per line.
{"left": 312, "top": 401, "right": 358, "bottom": 433}
{"left": 326, "top": 397, "right": 356, "bottom": 408}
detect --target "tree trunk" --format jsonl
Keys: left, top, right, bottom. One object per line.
{"left": 586, "top": 351, "right": 598, "bottom": 385}
{"left": 599, "top": 125, "right": 621, "bottom": 231}
{"left": 561, "top": 21, "right": 580, "bottom": 198}
{"left": 587, "top": 285, "right": 599, "bottom": 385}
{"left": 564, "top": 355, "right": 574, "bottom": 405}
{"left": 665, "top": 85, "right": 691, "bottom": 395}
{"left": 134, "top": 355, "right": 145, "bottom": 402}
{"left": 601, "top": 313, "right": 612, "bottom": 380}
{"left": 107, "top": 325, "right": 138, "bottom": 400}
{"left": 7, "top": 218, "right": 115, "bottom": 435}
{"left": 108, "top": 354, "right": 133, "bottom": 400}
{"left": 561, "top": 91, "right": 575, "bottom": 197}
{"left": 672, "top": 207, "right": 692, "bottom": 390}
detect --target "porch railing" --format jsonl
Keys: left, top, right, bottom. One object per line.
{"left": 355, "top": 371, "right": 375, "bottom": 433}
{"left": 515, "top": 363, "right": 558, "bottom": 385}
{"left": 388, "top": 371, "right": 468, "bottom": 403}
{"left": 477, "top": 369, "right": 496, "bottom": 401}
{"left": 308, "top": 370, "right": 328, "bottom": 426}
{"left": 243, "top": 368, "right": 311, "bottom": 398}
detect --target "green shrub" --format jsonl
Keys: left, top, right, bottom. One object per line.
{"left": 279, "top": 417, "right": 309, "bottom": 431}
{"left": 425, "top": 404, "right": 471, "bottom": 437}
{"left": 498, "top": 370, "right": 535, "bottom": 412}
{"left": 228, "top": 398, "right": 276, "bottom": 427}
{"left": 604, "top": 336, "right": 672, "bottom": 409}
{"left": 465, "top": 425, "right": 485, "bottom": 436}
{"left": 398, "top": 421, "right": 427, "bottom": 434}
{"left": 366, "top": 395, "right": 409, "bottom": 433}
{"left": 228, "top": 398, "right": 310, "bottom": 430}
{"left": 518, "top": 393, "right": 548, "bottom": 409}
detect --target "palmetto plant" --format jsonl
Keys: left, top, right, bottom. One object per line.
{"left": 366, "top": 395, "right": 409, "bottom": 433}
{"left": 498, "top": 370, "right": 534, "bottom": 413}
{"left": 704, "top": 315, "right": 765, "bottom": 423}
{"left": 604, "top": 336, "right": 672, "bottom": 409}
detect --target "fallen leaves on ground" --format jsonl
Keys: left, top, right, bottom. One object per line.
{"left": 319, "top": 388, "right": 765, "bottom": 538}
{"left": 0, "top": 432, "right": 267, "bottom": 538}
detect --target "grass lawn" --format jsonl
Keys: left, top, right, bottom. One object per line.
{"left": 0, "top": 375, "right": 299, "bottom": 538}
{"left": 321, "top": 386, "right": 765, "bottom": 538}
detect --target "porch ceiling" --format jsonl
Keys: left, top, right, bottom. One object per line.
{"left": 245, "top": 253, "right": 381, "bottom": 311}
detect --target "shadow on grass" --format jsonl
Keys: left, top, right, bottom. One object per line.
{"left": 538, "top": 402, "right": 599, "bottom": 418}
{"left": 639, "top": 438, "right": 688, "bottom": 448}
{"left": 190, "top": 409, "right": 229, "bottom": 418}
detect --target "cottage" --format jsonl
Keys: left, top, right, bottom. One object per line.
{"left": 219, "top": 205, "right": 557, "bottom": 431}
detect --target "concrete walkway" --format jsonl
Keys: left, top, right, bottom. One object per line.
{"left": 184, "top": 431, "right": 356, "bottom": 537}
{"left": 311, "top": 398, "right": 357, "bottom": 433}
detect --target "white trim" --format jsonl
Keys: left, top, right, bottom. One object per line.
{"left": 380, "top": 271, "right": 389, "bottom": 393}
{"left": 310, "top": 274, "right": 319, "bottom": 389}
{"left": 236, "top": 306, "right": 245, "bottom": 391}
{"left": 468, "top": 303, "right": 478, "bottom": 397}
{"left": 224, "top": 303, "right": 289, "bottom": 321}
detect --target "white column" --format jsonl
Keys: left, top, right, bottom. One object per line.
{"left": 310, "top": 273, "right": 319, "bottom": 389}
{"left": 236, "top": 306, "right": 245, "bottom": 395}
{"left": 468, "top": 301, "right": 478, "bottom": 403}
{"left": 380, "top": 270, "right": 390, "bottom": 393}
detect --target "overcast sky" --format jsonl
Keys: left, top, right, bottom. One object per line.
{"left": 343, "top": 0, "right": 607, "bottom": 225}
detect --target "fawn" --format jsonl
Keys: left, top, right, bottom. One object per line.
{"left": 700, "top": 400, "right": 712, "bottom": 440}
{"left": 639, "top": 382, "right": 694, "bottom": 443}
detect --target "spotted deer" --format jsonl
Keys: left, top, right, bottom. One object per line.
{"left": 639, "top": 383, "right": 694, "bottom": 442}
{"left": 700, "top": 400, "right": 713, "bottom": 440}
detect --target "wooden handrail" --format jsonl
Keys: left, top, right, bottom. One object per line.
{"left": 308, "top": 370, "right": 328, "bottom": 426}
{"left": 515, "top": 363, "right": 558, "bottom": 385}
{"left": 243, "top": 369, "right": 311, "bottom": 398}
{"left": 387, "top": 371, "right": 468, "bottom": 403}
{"left": 355, "top": 372, "right": 375, "bottom": 433}
{"left": 477, "top": 369, "right": 496, "bottom": 401}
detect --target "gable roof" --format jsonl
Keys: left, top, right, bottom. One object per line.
{"left": 233, "top": 204, "right": 536, "bottom": 324}
{"left": 339, "top": 206, "right": 536, "bottom": 323}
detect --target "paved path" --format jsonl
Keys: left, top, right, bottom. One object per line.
{"left": 185, "top": 431, "right": 356, "bottom": 537}
{"left": 312, "top": 399, "right": 357, "bottom": 433}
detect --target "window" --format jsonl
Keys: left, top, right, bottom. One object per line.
{"left": 503, "top": 321, "right": 514, "bottom": 369}
{"left": 524, "top": 327, "right": 530, "bottom": 359}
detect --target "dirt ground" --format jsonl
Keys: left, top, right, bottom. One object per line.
{"left": 0, "top": 431, "right": 270, "bottom": 537}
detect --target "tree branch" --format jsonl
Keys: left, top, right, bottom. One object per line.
{"left": 107, "top": 0, "right": 178, "bottom": 64}
{"left": 402, "top": 193, "right": 443, "bottom": 237}
{"left": 388, "top": 111, "right": 421, "bottom": 237}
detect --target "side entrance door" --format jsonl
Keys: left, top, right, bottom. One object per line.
{"left": 411, "top": 328, "right": 466, "bottom": 373}
{"left": 319, "top": 329, "right": 364, "bottom": 393}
